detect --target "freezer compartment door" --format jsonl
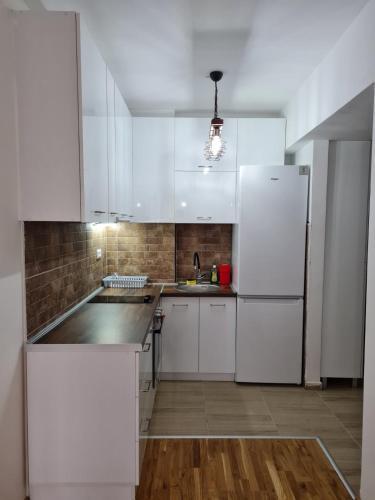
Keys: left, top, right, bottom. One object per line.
{"left": 237, "top": 165, "right": 308, "bottom": 296}
{"left": 236, "top": 297, "right": 303, "bottom": 384}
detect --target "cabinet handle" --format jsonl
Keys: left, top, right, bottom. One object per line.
{"left": 110, "top": 211, "right": 119, "bottom": 215}
{"left": 197, "top": 216, "right": 212, "bottom": 221}
{"left": 93, "top": 210, "right": 106, "bottom": 214}
{"left": 141, "top": 380, "right": 152, "bottom": 392}
{"left": 140, "top": 417, "right": 151, "bottom": 433}
{"left": 172, "top": 304, "right": 189, "bottom": 307}
{"left": 210, "top": 304, "right": 226, "bottom": 307}
{"left": 198, "top": 165, "right": 213, "bottom": 168}
{"left": 142, "top": 342, "right": 151, "bottom": 352}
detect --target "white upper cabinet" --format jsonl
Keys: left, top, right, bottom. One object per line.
{"left": 114, "top": 85, "right": 133, "bottom": 220}
{"left": 106, "top": 69, "right": 117, "bottom": 223}
{"left": 132, "top": 118, "right": 174, "bottom": 222}
{"left": 80, "top": 20, "right": 109, "bottom": 223}
{"left": 15, "top": 12, "right": 82, "bottom": 221}
{"left": 15, "top": 13, "right": 132, "bottom": 223}
{"left": 175, "top": 171, "right": 236, "bottom": 223}
{"left": 237, "top": 118, "right": 286, "bottom": 167}
{"left": 174, "top": 118, "right": 237, "bottom": 171}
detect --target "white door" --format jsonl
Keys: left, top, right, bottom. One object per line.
{"left": 132, "top": 118, "right": 174, "bottom": 222}
{"left": 237, "top": 165, "right": 308, "bottom": 296}
{"left": 236, "top": 297, "right": 303, "bottom": 384}
{"left": 175, "top": 171, "right": 236, "bottom": 223}
{"left": 161, "top": 298, "right": 199, "bottom": 373}
{"left": 237, "top": 118, "right": 286, "bottom": 166}
{"left": 174, "top": 117, "right": 237, "bottom": 171}
{"left": 199, "top": 298, "right": 236, "bottom": 373}
{"left": 82, "top": 116, "right": 108, "bottom": 223}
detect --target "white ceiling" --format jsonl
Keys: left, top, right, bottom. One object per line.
{"left": 36, "top": 0, "right": 370, "bottom": 114}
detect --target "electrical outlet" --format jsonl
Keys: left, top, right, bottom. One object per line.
{"left": 96, "top": 248, "right": 102, "bottom": 260}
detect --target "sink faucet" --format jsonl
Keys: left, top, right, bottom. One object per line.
{"left": 193, "top": 252, "right": 205, "bottom": 283}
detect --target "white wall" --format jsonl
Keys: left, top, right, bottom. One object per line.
{"left": 294, "top": 140, "right": 329, "bottom": 386}
{"left": 0, "top": 4, "right": 26, "bottom": 500}
{"left": 284, "top": 0, "right": 375, "bottom": 149}
{"left": 361, "top": 96, "right": 375, "bottom": 500}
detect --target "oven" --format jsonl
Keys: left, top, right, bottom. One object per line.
{"left": 152, "top": 307, "right": 164, "bottom": 388}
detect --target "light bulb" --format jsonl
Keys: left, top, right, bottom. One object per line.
{"left": 210, "top": 135, "right": 223, "bottom": 156}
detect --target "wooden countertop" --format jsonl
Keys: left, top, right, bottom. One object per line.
{"left": 161, "top": 284, "right": 237, "bottom": 297}
{"left": 33, "top": 286, "right": 161, "bottom": 349}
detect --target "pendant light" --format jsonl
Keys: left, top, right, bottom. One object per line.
{"left": 204, "top": 70, "right": 226, "bottom": 161}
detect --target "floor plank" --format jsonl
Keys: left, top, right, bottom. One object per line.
{"left": 136, "top": 438, "right": 352, "bottom": 500}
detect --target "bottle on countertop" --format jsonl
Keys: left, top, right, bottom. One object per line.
{"left": 210, "top": 264, "right": 218, "bottom": 284}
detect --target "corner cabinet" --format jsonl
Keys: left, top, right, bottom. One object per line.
{"left": 14, "top": 12, "right": 132, "bottom": 222}
{"left": 132, "top": 118, "right": 175, "bottom": 222}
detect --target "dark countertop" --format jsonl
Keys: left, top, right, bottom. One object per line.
{"left": 161, "top": 284, "right": 237, "bottom": 298}
{"left": 33, "top": 286, "right": 161, "bottom": 349}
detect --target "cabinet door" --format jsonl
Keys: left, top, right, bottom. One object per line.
{"left": 132, "top": 118, "right": 174, "bottom": 222}
{"left": 161, "top": 298, "right": 199, "bottom": 373}
{"left": 107, "top": 69, "right": 117, "bottom": 223}
{"left": 199, "top": 298, "right": 236, "bottom": 373}
{"left": 114, "top": 85, "right": 133, "bottom": 219}
{"left": 175, "top": 118, "right": 237, "bottom": 171}
{"left": 80, "top": 19, "right": 109, "bottom": 223}
{"left": 237, "top": 118, "right": 286, "bottom": 166}
{"left": 82, "top": 116, "right": 109, "bottom": 223}
{"left": 175, "top": 171, "right": 236, "bottom": 223}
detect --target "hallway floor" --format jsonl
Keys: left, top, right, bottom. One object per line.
{"left": 149, "top": 381, "right": 363, "bottom": 494}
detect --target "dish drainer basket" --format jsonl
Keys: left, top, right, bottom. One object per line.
{"left": 102, "top": 275, "right": 149, "bottom": 288}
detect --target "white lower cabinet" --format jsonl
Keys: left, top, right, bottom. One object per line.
{"left": 199, "top": 297, "right": 236, "bottom": 373}
{"left": 174, "top": 171, "right": 237, "bottom": 223}
{"left": 161, "top": 297, "right": 236, "bottom": 378}
{"left": 161, "top": 297, "right": 199, "bottom": 373}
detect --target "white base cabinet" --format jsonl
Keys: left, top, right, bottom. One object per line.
{"left": 161, "top": 297, "right": 236, "bottom": 378}
{"left": 161, "top": 298, "right": 199, "bottom": 373}
{"left": 26, "top": 339, "right": 157, "bottom": 500}
{"left": 199, "top": 297, "right": 236, "bottom": 373}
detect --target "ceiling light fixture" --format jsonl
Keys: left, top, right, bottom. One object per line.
{"left": 204, "top": 70, "right": 226, "bottom": 161}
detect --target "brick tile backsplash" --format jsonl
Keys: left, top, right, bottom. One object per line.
{"left": 25, "top": 222, "right": 107, "bottom": 337}
{"left": 176, "top": 224, "right": 232, "bottom": 281}
{"left": 25, "top": 222, "right": 232, "bottom": 337}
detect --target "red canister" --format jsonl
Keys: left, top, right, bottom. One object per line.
{"left": 219, "top": 263, "right": 231, "bottom": 286}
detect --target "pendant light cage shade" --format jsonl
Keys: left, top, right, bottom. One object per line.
{"left": 204, "top": 71, "right": 226, "bottom": 161}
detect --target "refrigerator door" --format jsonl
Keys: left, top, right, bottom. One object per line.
{"left": 236, "top": 297, "right": 303, "bottom": 384}
{"left": 237, "top": 165, "right": 308, "bottom": 296}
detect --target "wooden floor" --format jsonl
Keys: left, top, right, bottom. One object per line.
{"left": 136, "top": 438, "right": 351, "bottom": 500}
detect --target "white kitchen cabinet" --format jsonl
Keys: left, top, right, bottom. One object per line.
{"left": 237, "top": 118, "right": 286, "bottom": 167}
{"left": 175, "top": 171, "right": 236, "bottom": 223}
{"left": 107, "top": 70, "right": 117, "bottom": 223}
{"left": 15, "top": 13, "right": 130, "bottom": 223}
{"left": 115, "top": 84, "right": 133, "bottom": 220}
{"left": 27, "top": 348, "right": 139, "bottom": 500}
{"left": 161, "top": 298, "right": 199, "bottom": 373}
{"left": 132, "top": 118, "right": 174, "bottom": 222}
{"left": 174, "top": 117, "right": 237, "bottom": 171}
{"left": 199, "top": 298, "right": 236, "bottom": 373}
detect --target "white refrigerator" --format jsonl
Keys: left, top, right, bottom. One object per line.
{"left": 233, "top": 165, "right": 308, "bottom": 384}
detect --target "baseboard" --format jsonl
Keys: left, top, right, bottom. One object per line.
{"left": 304, "top": 381, "right": 323, "bottom": 390}
{"left": 160, "top": 372, "right": 235, "bottom": 381}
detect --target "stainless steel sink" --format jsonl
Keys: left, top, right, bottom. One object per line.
{"left": 177, "top": 283, "right": 220, "bottom": 292}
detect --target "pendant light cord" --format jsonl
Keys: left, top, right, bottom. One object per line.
{"left": 214, "top": 81, "right": 218, "bottom": 118}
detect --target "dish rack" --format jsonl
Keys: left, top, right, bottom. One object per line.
{"left": 102, "top": 275, "right": 149, "bottom": 289}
